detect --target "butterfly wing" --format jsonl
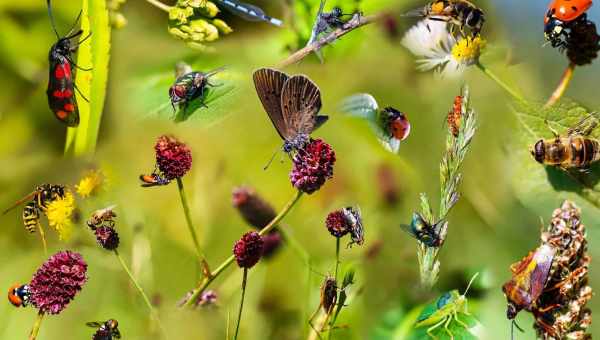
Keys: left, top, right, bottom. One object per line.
{"left": 253, "top": 68, "right": 290, "bottom": 140}
{"left": 281, "top": 75, "right": 324, "bottom": 136}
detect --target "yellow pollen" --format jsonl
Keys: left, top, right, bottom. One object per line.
{"left": 451, "top": 36, "right": 486, "bottom": 65}
{"left": 76, "top": 170, "right": 104, "bottom": 198}
{"left": 46, "top": 191, "right": 76, "bottom": 241}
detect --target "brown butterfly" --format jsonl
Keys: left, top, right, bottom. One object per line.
{"left": 253, "top": 68, "right": 328, "bottom": 153}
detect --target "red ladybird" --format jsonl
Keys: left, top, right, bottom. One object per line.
{"left": 7, "top": 284, "right": 31, "bottom": 307}
{"left": 544, "top": 0, "right": 593, "bottom": 47}
{"left": 384, "top": 107, "right": 411, "bottom": 141}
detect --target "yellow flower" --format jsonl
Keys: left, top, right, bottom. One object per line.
{"left": 76, "top": 170, "right": 104, "bottom": 198}
{"left": 46, "top": 191, "right": 75, "bottom": 241}
{"left": 451, "top": 36, "right": 486, "bottom": 65}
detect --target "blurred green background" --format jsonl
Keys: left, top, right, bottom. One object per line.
{"left": 1, "top": 0, "right": 600, "bottom": 339}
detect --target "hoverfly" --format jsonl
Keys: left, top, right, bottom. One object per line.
{"left": 3, "top": 184, "right": 66, "bottom": 233}
{"left": 341, "top": 93, "right": 410, "bottom": 154}
{"left": 214, "top": 0, "right": 283, "bottom": 27}
{"left": 87, "top": 206, "right": 117, "bottom": 230}
{"left": 253, "top": 68, "right": 328, "bottom": 154}
{"left": 404, "top": 0, "right": 485, "bottom": 37}
{"left": 87, "top": 319, "right": 121, "bottom": 340}
{"left": 169, "top": 66, "right": 226, "bottom": 112}
{"left": 306, "top": 0, "right": 356, "bottom": 62}
{"left": 400, "top": 212, "right": 447, "bottom": 247}
{"left": 502, "top": 244, "right": 555, "bottom": 337}
{"left": 139, "top": 173, "right": 171, "bottom": 187}
{"left": 7, "top": 284, "right": 31, "bottom": 308}
{"left": 415, "top": 273, "right": 479, "bottom": 338}
{"left": 343, "top": 206, "right": 364, "bottom": 247}
{"left": 46, "top": 0, "right": 91, "bottom": 127}
{"left": 531, "top": 113, "right": 600, "bottom": 170}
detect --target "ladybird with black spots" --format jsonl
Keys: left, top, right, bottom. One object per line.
{"left": 544, "top": 0, "right": 593, "bottom": 47}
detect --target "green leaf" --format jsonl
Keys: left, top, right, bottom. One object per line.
{"left": 129, "top": 65, "right": 238, "bottom": 124}
{"left": 512, "top": 98, "right": 600, "bottom": 209}
{"left": 409, "top": 311, "right": 481, "bottom": 340}
{"left": 66, "top": 0, "right": 111, "bottom": 155}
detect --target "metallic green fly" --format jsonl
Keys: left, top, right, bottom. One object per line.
{"left": 415, "top": 273, "right": 479, "bottom": 339}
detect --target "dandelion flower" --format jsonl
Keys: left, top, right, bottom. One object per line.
{"left": 402, "top": 20, "right": 486, "bottom": 78}
{"left": 76, "top": 170, "right": 104, "bottom": 198}
{"left": 46, "top": 191, "right": 75, "bottom": 241}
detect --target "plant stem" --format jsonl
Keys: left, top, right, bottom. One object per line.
{"left": 145, "top": 0, "right": 171, "bottom": 12}
{"left": 28, "top": 311, "right": 44, "bottom": 340}
{"left": 545, "top": 62, "right": 575, "bottom": 108}
{"left": 176, "top": 177, "right": 211, "bottom": 277}
{"left": 476, "top": 62, "right": 526, "bottom": 103}
{"left": 278, "top": 13, "right": 383, "bottom": 68}
{"left": 114, "top": 249, "right": 167, "bottom": 338}
{"left": 233, "top": 268, "right": 248, "bottom": 340}
{"left": 38, "top": 223, "right": 48, "bottom": 255}
{"left": 334, "top": 238, "right": 340, "bottom": 282}
{"left": 182, "top": 191, "right": 303, "bottom": 308}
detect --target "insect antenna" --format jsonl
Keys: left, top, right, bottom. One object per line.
{"left": 46, "top": 0, "right": 61, "bottom": 39}
{"left": 462, "top": 272, "right": 479, "bottom": 296}
{"left": 510, "top": 319, "right": 524, "bottom": 340}
{"left": 3, "top": 192, "right": 37, "bottom": 215}
{"left": 263, "top": 147, "right": 280, "bottom": 170}
{"left": 64, "top": 10, "right": 83, "bottom": 37}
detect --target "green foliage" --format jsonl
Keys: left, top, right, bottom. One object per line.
{"left": 129, "top": 64, "right": 238, "bottom": 124}
{"left": 168, "top": 0, "right": 232, "bottom": 50}
{"left": 512, "top": 99, "right": 600, "bottom": 209}
{"left": 66, "top": 0, "right": 111, "bottom": 156}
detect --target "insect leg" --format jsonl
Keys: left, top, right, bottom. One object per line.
{"left": 308, "top": 304, "right": 324, "bottom": 340}
{"left": 453, "top": 311, "right": 469, "bottom": 329}
{"left": 443, "top": 315, "right": 454, "bottom": 339}
{"left": 65, "top": 10, "right": 83, "bottom": 37}
{"left": 544, "top": 119, "right": 560, "bottom": 139}
{"left": 426, "top": 318, "right": 445, "bottom": 340}
{"left": 73, "top": 83, "right": 90, "bottom": 102}
{"left": 66, "top": 56, "right": 93, "bottom": 71}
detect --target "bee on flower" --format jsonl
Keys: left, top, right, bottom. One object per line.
{"left": 401, "top": 19, "right": 486, "bottom": 78}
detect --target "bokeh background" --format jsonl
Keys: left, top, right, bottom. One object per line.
{"left": 1, "top": 0, "right": 600, "bottom": 339}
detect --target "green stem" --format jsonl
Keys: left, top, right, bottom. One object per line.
{"left": 334, "top": 238, "right": 340, "bottom": 282}
{"left": 38, "top": 223, "right": 48, "bottom": 255}
{"left": 183, "top": 191, "right": 303, "bottom": 308}
{"left": 114, "top": 250, "right": 168, "bottom": 339}
{"left": 145, "top": 0, "right": 172, "bottom": 12}
{"left": 28, "top": 311, "right": 44, "bottom": 340}
{"left": 176, "top": 178, "right": 210, "bottom": 276}
{"left": 233, "top": 268, "right": 248, "bottom": 340}
{"left": 476, "top": 62, "right": 526, "bottom": 103}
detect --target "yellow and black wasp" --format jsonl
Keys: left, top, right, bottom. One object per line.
{"left": 3, "top": 184, "right": 65, "bottom": 233}
{"left": 531, "top": 113, "right": 600, "bottom": 170}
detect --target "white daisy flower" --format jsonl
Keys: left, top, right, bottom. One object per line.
{"left": 401, "top": 19, "right": 486, "bottom": 78}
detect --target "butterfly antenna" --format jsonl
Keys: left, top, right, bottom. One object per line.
{"left": 46, "top": 0, "right": 61, "bottom": 39}
{"left": 263, "top": 148, "right": 279, "bottom": 170}
{"left": 463, "top": 272, "right": 479, "bottom": 296}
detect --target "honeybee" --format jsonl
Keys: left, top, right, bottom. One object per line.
{"left": 3, "top": 184, "right": 66, "bottom": 233}
{"left": 87, "top": 206, "right": 117, "bottom": 230}
{"left": 531, "top": 113, "right": 600, "bottom": 170}
{"left": 86, "top": 319, "right": 121, "bottom": 340}
{"left": 404, "top": 0, "right": 485, "bottom": 36}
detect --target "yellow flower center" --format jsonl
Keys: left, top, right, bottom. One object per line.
{"left": 76, "top": 170, "right": 104, "bottom": 198}
{"left": 451, "top": 36, "right": 486, "bottom": 65}
{"left": 46, "top": 191, "right": 76, "bottom": 241}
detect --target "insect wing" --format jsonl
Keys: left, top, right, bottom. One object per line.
{"left": 47, "top": 55, "right": 80, "bottom": 127}
{"left": 281, "top": 75, "right": 324, "bottom": 136}
{"left": 3, "top": 191, "right": 38, "bottom": 215}
{"left": 216, "top": 0, "right": 283, "bottom": 26}
{"left": 503, "top": 244, "right": 555, "bottom": 309}
{"left": 253, "top": 68, "right": 290, "bottom": 140}
{"left": 566, "top": 112, "right": 600, "bottom": 137}
{"left": 86, "top": 321, "right": 104, "bottom": 328}
{"left": 308, "top": 0, "right": 327, "bottom": 45}
{"left": 401, "top": 6, "right": 428, "bottom": 18}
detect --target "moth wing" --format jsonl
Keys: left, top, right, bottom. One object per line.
{"left": 253, "top": 68, "right": 290, "bottom": 139}
{"left": 281, "top": 75, "right": 323, "bottom": 135}
{"left": 47, "top": 57, "right": 80, "bottom": 127}
{"left": 528, "top": 244, "right": 555, "bottom": 301}
{"left": 504, "top": 244, "right": 555, "bottom": 309}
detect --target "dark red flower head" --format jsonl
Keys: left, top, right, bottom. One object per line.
{"left": 232, "top": 186, "right": 277, "bottom": 229}
{"left": 154, "top": 135, "right": 192, "bottom": 180}
{"left": 326, "top": 210, "right": 351, "bottom": 238}
{"left": 29, "top": 251, "right": 88, "bottom": 314}
{"left": 233, "top": 231, "right": 264, "bottom": 269}
{"left": 567, "top": 18, "right": 600, "bottom": 66}
{"left": 95, "top": 226, "right": 120, "bottom": 250}
{"left": 261, "top": 231, "right": 283, "bottom": 258}
{"left": 289, "top": 139, "right": 336, "bottom": 194}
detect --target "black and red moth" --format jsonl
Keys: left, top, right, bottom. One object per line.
{"left": 46, "top": 0, "right": 90, "bottom": 127}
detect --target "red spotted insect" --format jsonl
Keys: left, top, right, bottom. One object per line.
{"left": 447, "top": 95, "right": 463, "bottom": 137}
{"left": 544, "top": 0, "right": 593, "bottom": 48}
{"left": 7, "top": 284, "right": 31, "bottom": 308}
{"left": 46, "top": 0, "right": 91, "bottom": 127}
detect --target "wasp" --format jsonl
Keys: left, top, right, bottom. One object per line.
{"left": 87, "top": 206, "right": 117, "bottom": 230}
{"left": 7, "top": 284, "right": 31, "bottom": 308}
{"left": 531, "top": 113, "right": 600, "bottom": 170}
{"left": 139, "top": 173, "right": 171, "bottom": 187}
{"left": 404, "top": 0, "right": 485, "bottom": 37}
{"left": 3, "top": 184, "right": 66, "bottom": 233}
{"left": 46, "top": 0, "right": 91, "bottom": 127}
{"left": 342, "top": 206, "right": 364, "bottom": 247}
{"left": 86, "top": 319, "right": 121, "bottom": 340}
{"left": 400, "top": 212, "right": 447, "bottom": 247}
{"left": 169, "top": 66, "right": 226, "bottom": 112}
{"left": 447, "top": 95, "right": 463, "bottom": 137}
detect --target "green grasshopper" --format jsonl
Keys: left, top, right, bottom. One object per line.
{"left": 415, "top": 273, "right": 479, "bottom": 339}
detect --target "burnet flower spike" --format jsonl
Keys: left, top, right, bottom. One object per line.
{"left": 289, "top": 138, "right": 336, "bottom": 194}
